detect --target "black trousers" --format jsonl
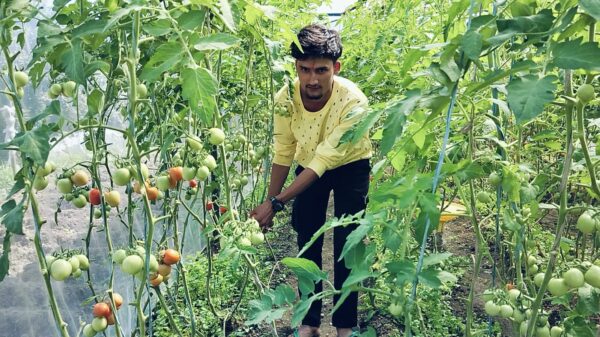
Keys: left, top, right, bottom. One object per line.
{"left": 291, "top": 159, "right": 370, "bottom": 328}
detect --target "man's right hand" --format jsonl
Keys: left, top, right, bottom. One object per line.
{"left": 250, "top": 200, "right": 275, "bottom": 230}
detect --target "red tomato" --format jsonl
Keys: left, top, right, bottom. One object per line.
{"left": 219, "top": 206, "right": 227, "bottom": 214}
{"left": 206, "top": 201, "right": 213, "bottom": 211}
{"left": 189, "top": 179, "right": 198, "bottom": 188}
{"left": 89, "top": 188, "right": 101, "bottom": 205}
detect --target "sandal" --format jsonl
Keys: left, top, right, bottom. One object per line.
{"left": 290, "top": 325, "right": 320, "bottom": 337}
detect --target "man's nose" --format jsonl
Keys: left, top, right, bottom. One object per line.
{"left": 308, "top": 72, "right": 319, "bottom": 84}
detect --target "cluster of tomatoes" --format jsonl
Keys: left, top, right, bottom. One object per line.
{"left": 480, "top": 256, "right": 600, "bottom": 337}
{"left": 45, "top": 252, "right": 90, "bottom": 281}
{"left": 53, "top": 167, "right": 123, "bottom": 212}
{"left": 82, "top": 293, "right": 124, "bottom": 337}
{"left": 112, "top": 246, "right": 180, "bottom": 287}
{"left": 218, "top": 218, "right": 265, "bottom": 250}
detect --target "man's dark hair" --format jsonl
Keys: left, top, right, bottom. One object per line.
{"left": 290, "top": 24, "right": 342, "bottom": 62}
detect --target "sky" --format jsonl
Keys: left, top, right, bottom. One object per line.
{"left": 316, "top": 0, "right": 357, "bottom": 14}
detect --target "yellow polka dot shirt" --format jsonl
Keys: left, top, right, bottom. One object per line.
{"left": 272, "top": 76, "right": 372, "bottom": 177}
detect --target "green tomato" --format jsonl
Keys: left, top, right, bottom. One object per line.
{"left": 156, "top": 176, "right": 170, "bottom": 191}
{"left": 513, "top": 309, "right": 525, "bottom": 323}
{"left": 250, "top": 232, "right": 265, "bottom": 245}
{"left": 149, "top": 254, "right": 159, "bottom": 272}
{"left": 121, "top": 255, "right": 144, "bottom": 275}
{"left": 76, "top": 254, "right": 90, "bottom": 270}
{"left": 550, "top": 326, "right": 563, "bottom": 337}
{"left": 238, "top": 236, "right": 252, "bottom": 248}
{"left": 547, "top": 278, "right": 569, "bottom": 296}
{"left": 91, "top": 317, "right": 108, "bottom": 332}
{"left": 137, "top": 83, "right": 148, "bottom": 99}
{"left": 14, "top": 71, "right": 29, "bottom": 87}
{"left": 484, "top": 301, "right": 500, "bottom": 316}
{"left": 534, "top": 273, "right": 545, "bottom": 287}
{"left": 577, "top": 213, "right": 596, "bottom": 234}
{"left": 481, "top": 289, "right": 495, "bottom": 302}
{"left": 563, "top": 268, "right": 585, "bottom": 289}
{"left": 476, "top": 191, "right": 492, "bottom": 203}
{"left": 68, "top": 255, "right": 80, "bottom": 271}
{"left": 113, "top": 168, "right": 131, "bottom": 186}
{"left": 112, "top": 249, "right": 127, "bottom": 264}
{"left": 196, "top": 166, "right": 210, "bottom": 180}
{"left": 33, "top": 176, "right": 49, "bottom": 191}
{"left": 508, "top": 289, "right": 521, "bottom": 303}
{"left": 536, "top": 326, "right": 550, "bottom": 337}
{"left": 50, "top": 259, "right": 72, "bottom": 281}
{"left": 388, "top": 301, "right": 403, "bottom": 317}
{"left": 499, "top": 304, "right": 514, "bottom": 318}
{"left": 45, "top": 255, "right": 56, "bottom": 268}
{"left": 72, "top": 194, "right": 88, "bottom": 208}
{"left": 182, "top": 167, "right": 197, "bottom": 181}
{"left": 489, "top": 172, "right": 502, "bottom": 187}
{"left": 83, "top": 323, "right": 97, "bottom": 337}
{"left": 584, "top": 265, "right": 600, "bottom": 288}
{"left": 576, "top": 84, "right": 595, "bottom": 103}
{"left": 527, "top": 255, "right": 538, "bottom": 266}
{"left": 208, "top": 128, "right": 225, "bottom": 145}
{"left": 203, "top": 155, "right": 217, "bottom": 171}
{"left": 50, "top": 83, "right": 63, "bottom": 96}
{"left": 57, "top": 178, "right": 73, "bottom": 194}
{"left": 186, "top": 136, "right": 203, "bottom": 151}
{"left": 520, "top": 321, "right": 529, "bottom": 337}
{"left": 62, "top": 81, "right": 77, "bottom": 97}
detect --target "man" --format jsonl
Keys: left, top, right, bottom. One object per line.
{"left": 250, "top": 24, "right": 371, "bottom": 337}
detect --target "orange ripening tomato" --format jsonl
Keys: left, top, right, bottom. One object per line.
{"left": 93, "top": 302, "right": 111, "bottom": 318}
{"left": 146, "top": 186, "right": 159, "bottom": 201}
{"left": 169, "top": 167, "right": 183, "bottom": 183}
{"left": 162, "top": 249, "right": 180, "bottom": 265}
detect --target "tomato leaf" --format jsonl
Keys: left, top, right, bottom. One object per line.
{"left": 551, "top": 37, "right": 600, "bottom": 71}
{"left": 141, "top": 19, "right": 172, "bottom": 36}
{"left": 461, "top": 30, "right": 483, "bottom": 61}
{"left": 386, "top": 260, "right": 416, "bottom": 285}
{"left": 291, "top": 294, "right": 318, "bottom": 327}
{"left": 245, "top": 286, "right": 291, "bottom": 325}
{"left": 339, "top": 219, "right": 375, "bottom": 262}
{"left": 1, "top": 199, "right": 25, "bottom": 235}
{"left": 579, "top": 0, "right": 600, "bottom": 21}
{"left": 506, "top": 74, "right": 557, "bottom": 124}
{"left": 281, "top": 257, "right": 327, "bottom": 295}
{"left": 87, "top": 89, "right": 105, "bottom": 116}
{"left": 10, "top": 125, "right": 52, "bottom": 165}
{"left": 72, "top": 19, "right": 108, "bottom": 38}
{"left": 0, "top": 232, "right": 11, "bottom": 282}
{"left": 181, "top": 66, "right": 218, "bottom": 124}
{"left": 140, "top": 42, "right": 183, "bottom": 82}
{"left": 177, "top": 9, "right": 206, "bottom": 31}
{"left": 215, "top": 0, "right": 236, "bottom": 33}
{"left": 60, "top": 38, "right": 85, "bottom": 84}
{"left": 193, "top": 33, "right": 241, "bottom": 51}
{"left": 380, "top": 90, "right": 420, "bottom": 155}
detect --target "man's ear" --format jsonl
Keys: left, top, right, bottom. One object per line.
{"left": 334, "top": 61, "right": 341, "bottom": 74}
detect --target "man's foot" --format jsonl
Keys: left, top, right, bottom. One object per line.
{"left": 336, "top": 327, "right": 357, "bottom": 337}
{"left": 289, "top": 325, "right": 320, "bottom": 337}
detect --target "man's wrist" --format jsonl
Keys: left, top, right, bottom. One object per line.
{"left": 269, "top": 196, "right": 285, "bottom": 213}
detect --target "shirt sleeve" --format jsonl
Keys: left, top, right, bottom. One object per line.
{"left": 272, "top": 85, "right": 297, "bottom": 167}
{"left": 306, "top": 99, "right": 369, "bottom": 177}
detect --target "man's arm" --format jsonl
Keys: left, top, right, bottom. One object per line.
{"left": 250, "top": 164, "right": 319, "bottom": 228}
{"left": 267, "top": 163, "right": 291, "bottom": 198}
{"left": 275, "top": 167, "right": 318, "bottom": 203}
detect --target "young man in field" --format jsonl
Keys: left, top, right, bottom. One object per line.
{"left": 250, "top": 24, "right": 371, "bottom": 337}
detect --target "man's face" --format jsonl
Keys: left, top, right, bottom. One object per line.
{"left": 295, "top": 58, "right": 340, "bottom": 101}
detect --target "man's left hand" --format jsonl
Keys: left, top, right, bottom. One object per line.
{"left": 250, "top": 200, "right": 275, "bottom": 230}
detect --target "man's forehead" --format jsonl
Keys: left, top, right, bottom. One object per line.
{"left": 296, "top": 58, "right": 334, "bottom": 68}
